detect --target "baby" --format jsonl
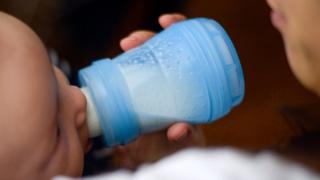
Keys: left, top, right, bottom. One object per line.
{"left": 0, "top": 12, "right": 197, "bottom": 179}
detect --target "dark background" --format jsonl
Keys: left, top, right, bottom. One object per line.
{"left": 1, "top": 0, "right": 320, "bottom": 173}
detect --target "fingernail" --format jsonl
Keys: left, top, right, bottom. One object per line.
{"left": 168, "top": 13, "right": 185, "bottom": 20}
{"left": 126, "top": 35, "right": 139, "bottom": 42}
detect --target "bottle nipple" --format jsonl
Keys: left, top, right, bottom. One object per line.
{"left": 81, "top": 87, "right": 102, "bottom": 137}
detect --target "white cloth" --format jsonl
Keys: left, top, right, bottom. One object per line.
{"left": 54, "top": 148, "right": 320, "bottom": 180}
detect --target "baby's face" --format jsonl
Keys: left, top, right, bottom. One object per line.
{"left": 266, "top": 0, "right": 320, "bottom": 95}
{"left": 0, "top": 12, "right": 89, "bottom": 179}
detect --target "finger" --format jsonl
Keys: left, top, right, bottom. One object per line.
{"left": 120, "top": 30, "right": 155, "bottom": 51}
{"left": 167, "top": 122, "right": 194, "bottom": 142}
{"left": 159, "top": 13, "right": 187, "bottom": 29}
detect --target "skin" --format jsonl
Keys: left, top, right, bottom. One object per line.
{"left": 0, "top": 12, "right": 197, "bottom": 179}
{"left": 266, "top": 0, "right": 320, "bottom": 95}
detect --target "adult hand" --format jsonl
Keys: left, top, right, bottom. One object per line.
{"left": 120, "top": 13, "right": 198, "bottom": 143}
{"left": 114, "top": 14, "right": 205, "bottom": 169}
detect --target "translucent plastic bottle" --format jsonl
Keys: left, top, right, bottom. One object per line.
{"left": 79, "top": 18, "right": 245, "bottom": 147}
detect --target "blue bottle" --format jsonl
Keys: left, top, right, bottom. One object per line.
{"left": 79, "top": 18, "right": 245, "bottom": 147}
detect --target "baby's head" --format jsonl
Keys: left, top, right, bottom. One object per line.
{"left": 0, "top": 12, "right": 89, "bottom": 179}
{"left": 267, "top": 0, "right": 320, "bottom": 95}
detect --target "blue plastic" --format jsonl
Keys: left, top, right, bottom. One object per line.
{"left": 79, "top": 18, "right": 245, "bottom": 147}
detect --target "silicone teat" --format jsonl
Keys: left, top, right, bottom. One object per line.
{"left": 81, "top": 87, "right": 102, "bottom": 137}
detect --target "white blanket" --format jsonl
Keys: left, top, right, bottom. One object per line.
{"left": 54, "top": 148, "right": 319, "bottom": 180}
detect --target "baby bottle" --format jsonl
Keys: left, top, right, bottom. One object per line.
{"left": 79, "top": 18, "right": 245, "bottom": 147}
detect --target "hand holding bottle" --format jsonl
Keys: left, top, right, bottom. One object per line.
{"left": 119, "top": 14, "right": 197, "bottom": 144}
